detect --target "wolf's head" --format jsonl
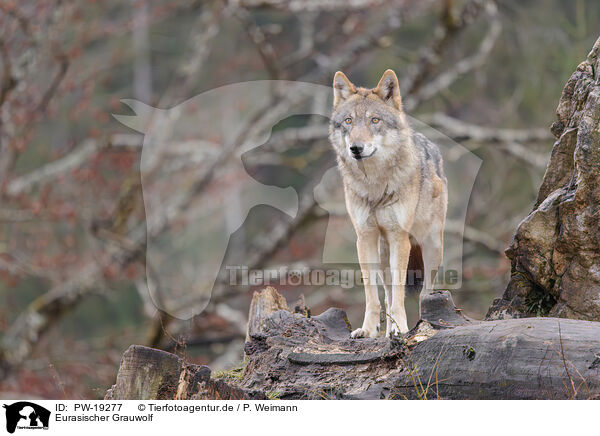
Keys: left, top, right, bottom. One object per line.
{"left": 329, "top": 69, "right": 410, "bottom": 164}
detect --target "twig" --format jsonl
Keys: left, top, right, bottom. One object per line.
{"left": 420, "top": 112, "right": 552, "bottom": 144}
{"left": 406, "top": 1, "right": 502, "bottom": 108}
{"left": 235, "top": 8, "right": 282, "bottom": 79}
{"left": 402, "top": 0, "right": 490, "bottom": 102}
{"left": 5, "top": 134, "right": 143, "bottom": 196}
{"left": 236, "top": 0, "right": 391, "bottom": 12}
{"left": 558, "top": 321, "right": 576, "bottom": 399}
{"left": 162, "top": 1, "right": 226, "bottom": 105}
{"left": 445, "top": 220, "right": 506, "bottom": 254}
{"left": 5, "top": 139, "right": 100, "bottom": 196}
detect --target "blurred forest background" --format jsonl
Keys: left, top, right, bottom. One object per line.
{"left": 0, "top": 0, "right": 599, "bottom": 399}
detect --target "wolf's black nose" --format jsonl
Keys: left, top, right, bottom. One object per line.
{"left": 350, "top": 144, "right": 364, "bottom": 155}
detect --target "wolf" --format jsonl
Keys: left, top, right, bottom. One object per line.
{"left": 329, "top": 69, "right": 447, "bottom": 338}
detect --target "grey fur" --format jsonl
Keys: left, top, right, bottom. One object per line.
{"left": 329, "top": 70, "right": 448, "bottom": 338}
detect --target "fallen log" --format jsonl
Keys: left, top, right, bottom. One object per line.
{"left": 105, "top": 287, "right": 600, "bottom": 400}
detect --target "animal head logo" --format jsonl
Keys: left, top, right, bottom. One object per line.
{"left": 3, "top": 402, "right": 50, "bottom": 433}
{"left": 114, "top": 80, "right": 480, "bottom": 319}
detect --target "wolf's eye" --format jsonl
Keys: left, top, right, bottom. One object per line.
{"left": 371, "top": 117, "right": 380, "bottom": 124}
{"left": 344, "top": 117, "right": 352, "bottom": 125}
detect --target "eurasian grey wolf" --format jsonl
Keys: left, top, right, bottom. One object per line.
{"left": 329, "top": 69, "right": 447, "bottom": 338}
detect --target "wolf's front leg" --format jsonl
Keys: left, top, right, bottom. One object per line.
{"left": 352, "top": 231, "right": 381, "bottom": 339}
{"left": 388, "top": 231, "right": 411, "bottom": 336}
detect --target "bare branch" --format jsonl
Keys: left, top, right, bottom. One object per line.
{"left": 258, "top": 123, "right": 328, "bottom": 153}
{"left": 0, "top": 256, "right": 59, "bottom": 280}
{"left": 35, "top": 54, "right": 69, "bottom": 113}
{"left": 280, "top": 12, "right": 317, "bottom": 67}
{"left": 1, "top": 261, "right": 107, "bottom": 366}
{"left": 420, "top": 112, "right": 552, "bottom": 143}
{"left": 5, "top": 134, "right": 144, "bottom": 196}
{"left": 0, "top": 209, "right": 36, "bottom": 222}
{"left": 0, "top": 79, "right": 323, "bottom": 369}
{"left": 445, "top": 220, "right": 506, "bottom": 254}
{"left": 235, "top": 8, "right": 282, "bottom": 79}
{"left": 406, "top": 1, "right": 502, "bottom": 108}
{"left": 0, "top": 38, "right": 17, "bottom": 106}
{"left": 419, "top": 112, "right": 551, "bottom": 167}
{"left": 402, "top": 0, "right": 492, "bottom": 110}
{"left": 162, "top": 2, "right": 226, "bottom": 105}
{"left": 497, "top": 141, "right": 550, "bottom": 168}
{"left": 5, "top": 139, "right": 99, "bottom": 196}
{"left": 235, "top": 0, "right": 390, "bottom": 12}
{"left": 0, "top": 3, "right": 32, "bottom": 36}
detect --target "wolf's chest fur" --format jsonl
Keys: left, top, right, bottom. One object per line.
{"left": 337, "top": 132, "right": 421, "bottom": 232}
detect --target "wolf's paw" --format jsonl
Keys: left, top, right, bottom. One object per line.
{"left": 351, "top": 327, "right": 378, "bottom": 339}
{"left": 387, "top": 311, "right": 409, "bottom": 337}
{"left": 387, "top": 322, "right": 408, "bottom": 338}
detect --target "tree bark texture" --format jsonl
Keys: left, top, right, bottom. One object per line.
{"left": 488, "top": 36, "right": 600, "bottom": 321}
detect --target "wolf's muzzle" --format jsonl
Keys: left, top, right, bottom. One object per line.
{"left": 352, "top": 148, "right": 376, "bottom": 160}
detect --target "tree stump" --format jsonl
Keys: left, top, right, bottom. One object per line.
{"left": 104, "top": 345, "right": 265, "bottom": 400}
{"left": 246, "top": 286, "right": 289, "bottom": 342}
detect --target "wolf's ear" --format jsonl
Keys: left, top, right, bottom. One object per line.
{"left": 333, "top": 71, "right": 356, "bottom": 107}
{"left": 374, "top": 69, "right": 402, "bottom": 110}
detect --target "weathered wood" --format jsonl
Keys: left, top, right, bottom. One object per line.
{"left": 246, "top": 286, "right": 289, "bottom": 342}
{"left": 236, "top": 288, "right": 600, "bottom": 399}
{"left": 393, "top": 317, "right": 600, "bottom": 399}
{"left": 106, "top": 288, "right": 600, "bottom": 400}
{"left": 103, "top": 345, "right": 228, "bottom": 400}
{"left": 420, "top": 289, "right": 475, "bottom": 327}
{"left": 105, "top": 345, "right": 185, "bottom": 400}
{"left": 104, "top": 345, "right": 263, "bottom": 400}
{"left": 289, "top": 351, "right": 386, "bottom": 365}
{"left": 196, "top": 379, "right": 266, "bottom": 400}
